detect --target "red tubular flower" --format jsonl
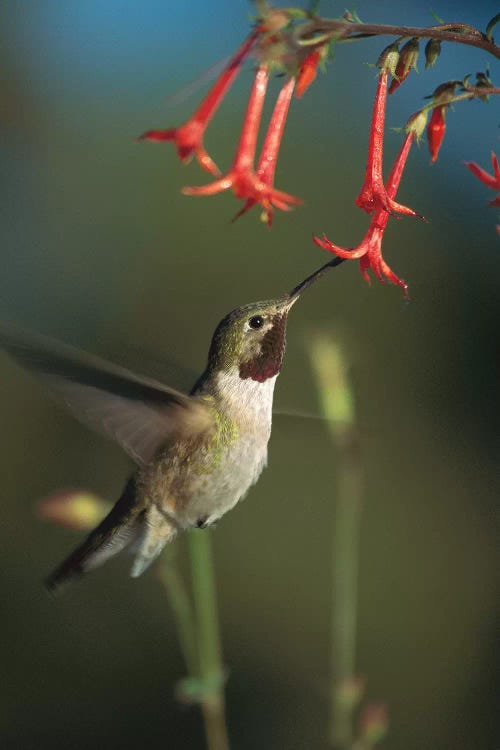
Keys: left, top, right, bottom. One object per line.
{"left": 427, "top": 105, "right": 447, "bottom": 163}
{"left": 138, "top": 31, "right": 260, "bottom": 176}
{"left": 182, "top": 65, "right": 300, "bottom": 218}
{"left": 355, "top": 70, "right": 419, "bottom": 218}
{"left": 296, "top": 49, "right": 321, "bottom": 99}
{"left": 314, "top": 130, "right": 416, "bottom": 296}
{"left": 465, "top": 152, "right": 500, "bottom": 213}
{"left": 233, "top": 75, "right": 299, "bottom": 226}
{"left": 465, "top": 151, "right": 500, "bottom": 191}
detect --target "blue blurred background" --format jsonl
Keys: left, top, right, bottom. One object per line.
{"left": 0, "top": 2, "right": 498, "bottom": 748}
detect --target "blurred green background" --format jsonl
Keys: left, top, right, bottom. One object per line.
{"left": 0, "top": 2, "right": 498, "bottom": 748}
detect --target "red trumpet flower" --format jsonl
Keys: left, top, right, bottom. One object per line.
{"left": 233, "top": 75, "right": 298, "bottom": 226}
{"left": 465, "top": 151, "right": 500, "bottom": 200}
{"left": 355, "top": 70, "right": 419, "bottom": 218}
{"left": 314, "top": 129, "right": 416, "bottom": 296}
{"left": 465, "top": 151, "right": 500, "bottom": 229}
{"left": 138, "top": 31, "right": 260, "bottom": 176}
{"left": 182, "top": 65, "right": 301, "bottom": 219}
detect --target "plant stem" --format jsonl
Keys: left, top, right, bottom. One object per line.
{"left": 310, "top": 335, "right": 364, "bottom": 750}
{"left": 302, "top": 19, "right": 500, "bottom": 59}
{"left": 188, "top": 529, "right": 229, "bottom": 750}
{"left": 158, "top": 549, "right": 198, "bottom": 678}
{"left": 330, "top": 444, "right": 362, "bottom": 749}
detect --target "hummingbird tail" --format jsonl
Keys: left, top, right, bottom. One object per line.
{"left": 45, "top": 477, "right": 142, "bottom": 595}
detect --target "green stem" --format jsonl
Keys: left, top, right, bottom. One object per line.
{"left": 188, "top": 529, "right": 229, "bottom": 750}
{"left": 158, "top": 550, "right": 198, "bottom": 677}
{"left": 309, "top": 335, "right": 364, "bottom": 750}
{"left": 331, "top": 448, "right": 362, "bottom": 748}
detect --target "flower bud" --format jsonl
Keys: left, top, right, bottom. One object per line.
{"left": 295, "top": 44, "right": 328, "bottom": 98}
{"left": 337, "top": 676, "right": 366, "bottom": 709}
{"left": 359, "top": 702, "right": 389, "bottom": 745}
{"left": 424, "top": 38, "right": 441, "bottom": 69}
{"left": 474, "top": 70, "right": 493, "bottom": 100}
{"left": 38, "top": 490, "right": 110, "bottom": 531}
{"left": 427, "top": 105, "right": 447, "bottom": 163}
{"left": 389, "top": 37, "right": 419, "bottom": 94}
{"left": 260, "top": 9, "right": 292, "bottom": 33}
{"left": 405, "top": 108, "right": 429, "bottom": 140}
{"left": 429, "top": 80, "right": 460, "bottom": 103}
{"left": 376, "top": 42, "right": 400, "bottom": 77}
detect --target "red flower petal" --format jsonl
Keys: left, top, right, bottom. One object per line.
{"left": 465, "top": 152, "right": 500, "bottom": 191}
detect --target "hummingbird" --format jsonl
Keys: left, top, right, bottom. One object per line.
{"left": 0, "top": 259, "right": 342, "bottom": 593}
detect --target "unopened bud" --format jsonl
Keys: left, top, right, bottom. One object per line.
{"left": 337, "top": 675, "right": 366, "bottom": 709}
{"left": 376, "top": 42, "right": 400, "bottom": 76}
{"left": 400, "top": 37, "right": 419, "bottom": 72}
{"left": 38, "top": 490, "right": 110, "bottom": 531}
{"left": 405, "top": 108, "right": 429, "bottom": 140}
{"left": 475, "top": 71, "right": 491, "bottom": 86}
{"left": 389, "top": 37, "right": 419, "bottom": 93}
{"left": 427, "top": 105, "right": 447, "bottom": 163}
{"left": 430, "top": 80, "right": 460, "bottom": 103}
{"left": 425, "top": 38, "right": 441, "bottom": 69}
{"left": 474, "top": 70, "right": 493, "bottom": 100}
{"left": 359, "top": 702, "right": 389, "bottom": 745}
{"left": 261, "top": 10, "right": 292, "bottom": 33}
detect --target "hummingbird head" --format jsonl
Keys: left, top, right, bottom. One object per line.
{"left": 207, "top": 295, "right": 299, "bottom": 382}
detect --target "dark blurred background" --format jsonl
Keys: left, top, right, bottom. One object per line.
{"left": 0, "top": 2, "right": 499, "bottom": 748}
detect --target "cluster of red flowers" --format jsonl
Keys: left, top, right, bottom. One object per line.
{"left": 314, "top": 67, "right": 422, "bottom": 296}
{"left": 139, "top": 14, "right": 327, "bottom": 227}
{"left": 139, "top": 12, "right": 496, "bottom": 295}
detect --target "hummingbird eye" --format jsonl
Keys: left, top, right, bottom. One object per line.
{"left": 248, "top": 315, "right": 264, "bottom": 330}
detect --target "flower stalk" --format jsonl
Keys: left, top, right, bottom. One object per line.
{"left": 159, "top": 534, "right": 229, "bottom": 750}
{"left": 188, "top": 530, "right": 229, "bottom": 750}
{"left": 309, "top": 335, "right": 365, "bottom": 749}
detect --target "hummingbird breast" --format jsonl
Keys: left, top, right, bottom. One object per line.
{"left": 137, "top": 369, "right": 277, "bottom": 529}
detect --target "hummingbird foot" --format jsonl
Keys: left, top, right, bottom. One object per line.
{"left": 195, "top": 515, "right": 218, "bottom": 529}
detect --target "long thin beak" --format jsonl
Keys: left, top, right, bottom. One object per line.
{"left": 276, "top": 294, "right": 300, "bottom": 312}
{"left": 286, "top": 256, "right": 345, "bottom": 305}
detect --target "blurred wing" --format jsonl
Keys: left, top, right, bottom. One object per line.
{"left": 0, "top": 323, "right": 211, "bottom": 465}
{"left": 164, "top": 55, "right": 230, "bottom": 110}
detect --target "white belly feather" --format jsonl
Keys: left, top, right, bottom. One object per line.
{"left": 180, "top": 370, "right": 277, "bottom": 527}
